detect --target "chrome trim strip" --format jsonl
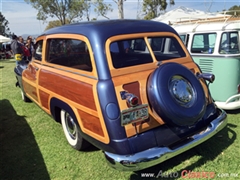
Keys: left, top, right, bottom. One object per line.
{"left": 41, "top": 64, "right": 97, "bottom": 80}
{"left": 104, "top": 109, "right": 227, "bottom": 171}
{"left": 191, "top": 54, "right": 240, "bottom": 58}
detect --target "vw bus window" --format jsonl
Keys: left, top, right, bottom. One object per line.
{"left": 219, "top": 32, "right": 240, "bottom": 54}
{"left": 191, "top": 33, "right": 216, "bottom": 54}
{"left": 180, "top": 35, "right": 186, "bottom": 42}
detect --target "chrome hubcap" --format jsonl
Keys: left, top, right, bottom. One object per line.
{"left": 65, "top": 112, "right": 77, "bottom": 140}
{"left": 21, "top": 90, "right": 24, "bottom": 100}
{"left": 169, "top": 75, "right": 196, "bottom": 107}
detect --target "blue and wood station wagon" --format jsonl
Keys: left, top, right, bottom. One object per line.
{"left": 14, "top": 19, "right": 227, "bottom": 171}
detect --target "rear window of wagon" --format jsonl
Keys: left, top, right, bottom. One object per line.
{"left": 110, "top": 37, "right": 186, "bottom": 68}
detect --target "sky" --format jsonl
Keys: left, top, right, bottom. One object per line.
{"left": 1, "top": 0, "right": 240, "bottom": 37}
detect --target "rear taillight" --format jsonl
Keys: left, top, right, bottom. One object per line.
{"left": 127, "top": 95, "right": 139, "bottom": 107}
{"left": 120, "top": 91, "right": 149, "bottom": 127}
{"left": 238, "top": 84, "right": 240, "bottom": 93}
{"left": 121, "top": 91, "right": 139, "bottom": 107}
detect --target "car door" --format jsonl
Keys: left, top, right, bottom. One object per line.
{"left": 22, "top": 39, "right": 44, "bottom": 105}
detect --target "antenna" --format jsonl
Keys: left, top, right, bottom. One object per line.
{"left": 39, "top": 20, "right": 42, "bottom": 33}
{"left": 204, "top": 0, "right": 213, "bottom": 12}
{"left": 207, "top": 0, "right": 213, "bottom": 12}
{"left": 136, "top": 0, "right": 141, "bottom": 19}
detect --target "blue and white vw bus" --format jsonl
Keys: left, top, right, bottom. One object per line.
{"left": 173, "top": 15, "right": 240, "bottom": 110}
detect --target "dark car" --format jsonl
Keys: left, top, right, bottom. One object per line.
{"left": 14, "top": 19, "right": 227, "bottom": 171}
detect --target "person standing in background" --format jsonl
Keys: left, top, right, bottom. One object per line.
{"left": 18, "top": 36, "right": 26, "bottom": 60}
{"left": 18, "top": 36, "right": 24, "bottom": 45}
{"left": 19, "top": 36, "right": 31, "bottom": 62}
{"left": 27, "top": 36, "right": 35, "bottom": 47}
{"left": 26, "top": 37, "right": 34, "bottom": 61}
{"left": 10, "top": 35, "right": 23, "bottom": 65}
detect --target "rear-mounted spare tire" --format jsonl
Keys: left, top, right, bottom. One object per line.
{"left": 147, "top": 62, "right": 206, "bottom": 126}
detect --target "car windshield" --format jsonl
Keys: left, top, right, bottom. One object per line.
{"left": 110, "top": 36, "right": 186, "bottom": 68}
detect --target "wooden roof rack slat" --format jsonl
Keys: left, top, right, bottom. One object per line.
{"left": 171, "top": 10, "right": 240, "bottom": 25}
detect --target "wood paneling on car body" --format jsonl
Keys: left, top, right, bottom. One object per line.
{"left": 38, "top": 69, "right": 97, "bottom": 111}
{"left": 78, "top": 109, "right": 104, "bottom": 137}
{"left": 36, "top": 68, "right": 109, "bottom": 142}
{"left": 22, "top": 81, "right": 38, "bottom": 102}
{"left": 39, "top": 90, "right": 50, "bottom": 109}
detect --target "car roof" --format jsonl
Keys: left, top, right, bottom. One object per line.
{"left": 41, "top": 19, "right": 177, "bottom": 40}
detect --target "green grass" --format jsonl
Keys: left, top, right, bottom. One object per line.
{"left": 0, "top": 59, "right": 240, "bottom": 180}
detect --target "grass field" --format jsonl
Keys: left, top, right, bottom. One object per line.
{"left": 0, "top": 59, "right": 240, "bottom": 180}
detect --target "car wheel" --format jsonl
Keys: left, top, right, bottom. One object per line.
{"left": 61, "top": 109, "right": 89, "bottom": 150}
{"left": 21, "top": 89, "right": 31, "bottom": 102}
{"left": 147, "top": 62, "right": 206, "bottom": 126}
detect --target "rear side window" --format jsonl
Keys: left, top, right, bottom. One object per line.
{"left": 219, "top": 32, "right": 239, "bottom": 54}
{"left": 110, "top": 37, "right": 185, "bottom": 69}
{"left": 46, "top": 38, "right": 92, "bottom": 71}
{"left": 191, "top": 33, "right": 216, "bottom": 54}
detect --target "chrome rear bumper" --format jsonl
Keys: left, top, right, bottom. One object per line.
{"left": 104, "top": 109, "right": 227, "bottom": 171}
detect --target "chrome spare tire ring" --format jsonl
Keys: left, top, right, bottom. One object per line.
{"left": 169, "top": 75, "right": 196, "bottom": 108}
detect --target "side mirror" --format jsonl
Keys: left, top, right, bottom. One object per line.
{"left": 197, "top": 72, "right": 215, "bottom": 83}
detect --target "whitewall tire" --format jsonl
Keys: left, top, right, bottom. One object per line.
{"left": 60, "top": 109, "right": 89, "bottom": 150}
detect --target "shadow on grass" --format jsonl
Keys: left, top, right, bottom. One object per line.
{"left": 82, "top": 144, "right": 99, "bottom": 152}
{"left": 129, "top": 123, "right": 236, "bottom": 180}
{"left": 0, "top": 66, "right": 4, "bottom": 68}
{"left": 0, "top": 99, "right": 50, "bottom": 180}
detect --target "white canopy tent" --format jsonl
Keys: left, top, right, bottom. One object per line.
{"left": 0, "top": 35, "right": 11, "bottom": 43}
{"left": 152, "top": 6, "right": 231, "bottom": 25}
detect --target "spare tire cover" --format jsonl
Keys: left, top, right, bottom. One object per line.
{"left": 147, "top": 62, "right": 206, "bottom": 126}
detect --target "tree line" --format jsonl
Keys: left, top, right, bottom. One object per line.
{"left": 1, "top": 1, "right": 240, "bottom": 37}
{"left": 24, "top": 0, "right": 175, "bottom": 30}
